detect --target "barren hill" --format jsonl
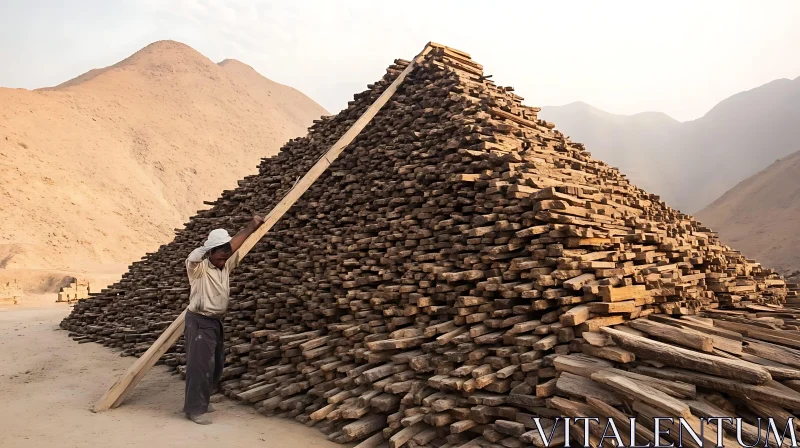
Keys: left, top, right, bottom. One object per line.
{"left": 0, "top": 40, "right": 327, "bottom": 290}
{"left": 540, "top": 76, "right": 800, "bottom": 213}
{"left": 696, "top": 148, "right": 800, "bottom": 278}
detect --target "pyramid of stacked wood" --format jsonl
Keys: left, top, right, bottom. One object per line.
{"left": 62, "top": 45, "right": 795, "bottom": 447}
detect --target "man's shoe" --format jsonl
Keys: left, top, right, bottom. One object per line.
{"left": 187, "top": 413, "right": 212, "bottom": 425}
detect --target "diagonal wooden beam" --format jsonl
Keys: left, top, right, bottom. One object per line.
{"left": 91, "top": 42, "right": 435, "bottom": 412}
{"left": 235, "top": 44, "right": 434, "bottom": 258}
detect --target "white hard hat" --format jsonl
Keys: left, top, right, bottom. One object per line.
{"left": 203, "top": 229, "right": 232, "bottom": 250}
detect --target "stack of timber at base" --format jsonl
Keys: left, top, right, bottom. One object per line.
{"left": 61, "top": 44, "right": 794, "bottom": 447}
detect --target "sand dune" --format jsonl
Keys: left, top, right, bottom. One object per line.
{"left": 0, "top": 40, "right": 327, "bottom": 290}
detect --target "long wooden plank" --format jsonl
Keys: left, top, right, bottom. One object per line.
{"left": 236, "top": 43, "right": 433, "bottom": 258}
{"left": 590, "top": 370, "right": 691, "bottom": 418}
{"left": 112, "top": 314, "right": 187, "bottom": 407}
{"left": 601, "top": 326, "right": 772, "bottom": 384}
{"left": 92, "top": 310, "right": 186, "bottom": 411}
{"left": 92, "top": 43, "right": 435, "bottom": 412}
{"left": 628, "top": 318, "right": 714, "bottom": 352}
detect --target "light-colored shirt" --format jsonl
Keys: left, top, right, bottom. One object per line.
{"left": 186, "top": 247, "right": 240, "bottom": 317}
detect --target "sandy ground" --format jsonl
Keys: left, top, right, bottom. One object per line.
{"left": 0, "top": 296, "right": 339, "bottom": 448}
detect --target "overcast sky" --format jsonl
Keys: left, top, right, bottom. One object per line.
{"left": 0, "top": 0, "right": 798, "bottom": 122}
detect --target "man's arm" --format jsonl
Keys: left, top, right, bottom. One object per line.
{"left": 186, "top": 246, "right": 210, "bottom": 279}
{"left": 225, "top": 215, "right": 264, "bottom": 271}
{"left": 188, "top": 246, "right": 209, "bottom": 263}
{"left": 230, "top": 215, "right": 265, "bottom": 254}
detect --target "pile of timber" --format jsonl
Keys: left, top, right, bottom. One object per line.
{"left": 62, "top": 45, "right": 793, "bottom": 447}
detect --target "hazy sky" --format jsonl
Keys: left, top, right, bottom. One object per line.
{"left": 1, "top": 0, "right": 798, "bottom": 122}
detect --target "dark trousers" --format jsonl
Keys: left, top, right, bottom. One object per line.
{"left": 183, "top": 311, "right": 224, "bottom": 415}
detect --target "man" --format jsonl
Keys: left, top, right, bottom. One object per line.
{"left": 183, "top": 215, "right": 264, "bottom": 425}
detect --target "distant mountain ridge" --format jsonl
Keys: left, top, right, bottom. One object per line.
{"left": 696, "top": 148, "right": 800, "bottom": 278}
{"left": 540, "top": 102, "right": 680, "bottom": 196}
{"left": 540, "top": 75, "right": 800, "bottom": 213}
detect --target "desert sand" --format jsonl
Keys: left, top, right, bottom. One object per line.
{"left": 0, "top": 40, "right": 328, "bottom": 292}
{"left": 0, "top": 298, "right": 338, "bottom": 448}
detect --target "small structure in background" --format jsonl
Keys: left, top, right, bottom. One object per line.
{"left": 57, "top": 279, "right": 92, "bottom": 303}
{"left": 0, "top": 280, "right": 23, "bottom": 305}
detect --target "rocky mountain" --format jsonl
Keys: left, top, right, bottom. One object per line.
{"left": 540, "top": 76, "right": 800, "bottom": 213}
{"left": 0, "top": 40, "right": 327, "bottom": 290}
{"left": 538, "top": 102, "right": 680, "bottom": 195}
{"left": 696, "top": 148, "right": 800, "bottom": 278}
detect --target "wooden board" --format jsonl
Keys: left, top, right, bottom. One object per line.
{"left": 93, "top": 310, "right": 186, "bottom": 411}
{"left": 235, "top": 44, "right": 433, "bottom": 258}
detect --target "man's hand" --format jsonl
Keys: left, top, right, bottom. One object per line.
{"left": 229, "top": 215, "right": 265, "bottom": 255}
{"left": 250, "top": 215, "right": 265, "bottom": 229}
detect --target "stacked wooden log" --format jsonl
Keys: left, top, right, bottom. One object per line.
{"left": 62, "top": 45, "right": 795, "bottom": 446}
